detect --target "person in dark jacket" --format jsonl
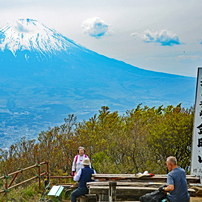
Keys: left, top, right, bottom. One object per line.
{"left": 71, "top": 158, "right": 96, "bottom": 202}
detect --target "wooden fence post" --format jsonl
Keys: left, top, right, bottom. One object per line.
{"left": 108, "top": 181, "right": 116, "bottom": 202}
{"left": 5, "top": 172, "right": 8, "bottom": 202}
{"left": 46, "top": 162, "right": 49, "bottom": 184}
{"left": 38, "top": 161, "right": 41, "bottom": 190}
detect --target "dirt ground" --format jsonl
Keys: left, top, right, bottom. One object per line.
{"left": 62, "top": 197, "right": 202, "bottom": 201}
{"left": 63, "top": 198, "right": 202, "bottom": 202}
{"left": 191, "top": 197, "right": 202, "bottom": 202}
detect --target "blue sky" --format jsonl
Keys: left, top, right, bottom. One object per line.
{"left": 0, "top": 0, "right": 202, "bottom": 77}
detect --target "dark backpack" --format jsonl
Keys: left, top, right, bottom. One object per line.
{"left": 139, "top": 190, "right": 167, "bottom": 202}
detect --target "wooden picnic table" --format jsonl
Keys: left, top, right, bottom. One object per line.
{"left": 89, "top": 174, "right": 200, "bottom": 201}
{"left": 92, "top": 174, "right": 200, "bottom": 183}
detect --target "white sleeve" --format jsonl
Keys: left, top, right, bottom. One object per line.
{"left": 93, "top": 169, "right": 98, "bottom": 181}
{"left": 73, "top": 169, "right": 82, "bottom": 181}
{"left": 72, "top": 156, "right": 76, "bottom": 171}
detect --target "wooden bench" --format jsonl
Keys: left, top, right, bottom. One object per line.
{"left": 88, "top": 181, "right": 196, "bottom": 202}
{"left": 77, "top": 194, "right": 141, "bottom": 202}
{"left": 78, "top": 194, "right": 97, "bottom": 202}
{"left": 89, "top": 185, "right": 196, "bottom": 196}
{"left": 88, "top": 181, "right": 167, "bottom": 187}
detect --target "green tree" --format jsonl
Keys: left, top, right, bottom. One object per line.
{"left": 147, "top": 105, "right": 194, "bottom": 173}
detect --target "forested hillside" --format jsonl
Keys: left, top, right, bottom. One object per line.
{"left": 0, "top": 104, "right": 193, "bottom": 180}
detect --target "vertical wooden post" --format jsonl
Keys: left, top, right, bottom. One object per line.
{"left": 108, "top": 181, "right": 116, "bottom": 202}
{"left": 99, "top": 194, "right": 108, "bottom": 202}
{"left": 79, "top": 196, "right": 86, "bottom": 202}
{"left": 38, "top": 161, "right": 41, "bottom": 189}
{"left": 8, "top": 173, "right": 18, "bottom": 188}
{"left": 5, "top": 172, "right": 8, "bottom": 202}
{"left": 46, "top": 162, "right": 49, "bottom": 184}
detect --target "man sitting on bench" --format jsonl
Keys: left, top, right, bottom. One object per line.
{"left": 159, "top": 156, "right": 190, "bottom": 202}
{"left": 71, "top": 158, "right": 96, "bottom": 202}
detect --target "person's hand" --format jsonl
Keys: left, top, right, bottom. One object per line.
{"left": 158, "top": 185, "right": 167, "bottom": 192}
{"left": 74, "top": 172, "right": 77, "bottom": 176}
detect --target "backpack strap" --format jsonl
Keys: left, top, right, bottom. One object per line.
{"left": 75, "top": 155, "right": 79, "bottom": 164}
{"left": 75, "top": 154, "right": 87, "bottom": 164}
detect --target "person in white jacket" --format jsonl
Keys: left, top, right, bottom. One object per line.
{"left": 72, "top": 146, "right": 89, "bottom": 176}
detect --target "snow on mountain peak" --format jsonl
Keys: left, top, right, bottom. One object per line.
{"left": 0, "top": 19, "right": 80, "bottom": 55}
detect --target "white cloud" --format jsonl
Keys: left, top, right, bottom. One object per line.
{"left": 177, "top": 55, "right": 202, "bottom": 61}
{"left": 143, "top": 29, "right": 181, "bottom": 46}
{"left": 82, "top": 17, "right": 109, "bottom": 39}
{"left": 130, "top": 32, "right": 140, "bottom": 39}
{"left": 132, "top": 29, "right": 181, "bottom": 46}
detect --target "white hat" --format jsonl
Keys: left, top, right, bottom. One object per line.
{"left": 82, "top": 158, "right": 90, "bottom": 165}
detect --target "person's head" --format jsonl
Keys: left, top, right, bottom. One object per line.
{"left": 166, "top": 156, "right": 177, "bottom": 171}
{"left": 82, "top": 158, "right": 91, "bottom": 167}
{"left": 78, "top": 146, "right": 85, "bottom": 156}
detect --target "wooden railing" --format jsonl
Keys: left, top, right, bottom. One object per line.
{"left": 0, "top": 161, "right": 49, "bottom": 201}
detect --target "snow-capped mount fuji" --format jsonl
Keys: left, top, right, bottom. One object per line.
{"left": 0, "top": 19, "right": 196, "bottom": 148}
{"left": 0, "top": 19, "right": 84, "bottom": 56}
